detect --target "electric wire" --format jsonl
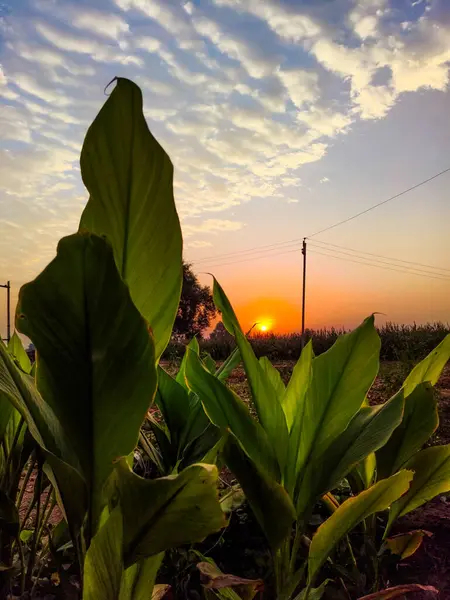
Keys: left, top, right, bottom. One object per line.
{"left": 307, "top": 242, "right": 450, "bottom": 278}
{"left": 307, "top": 166, "right": 450, "bottom": 238}
{"left": 308, "top": 249, "right": 450, "bottom": 281}
{"left": 310, "top": 239, "right": 450, "bottom": 273}
{"left": 195, "top": 246, "right": 303, "bottom": 270}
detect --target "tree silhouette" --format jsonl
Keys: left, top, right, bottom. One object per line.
{"left": 173, "top": 262, "right": 216, "bottom": 339}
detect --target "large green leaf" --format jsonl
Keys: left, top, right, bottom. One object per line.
{"left": 84, "top": 506, "right": 123, "bottom": 600}
{"left": 294, "top": 317, "right": 380, "bottom": 515}
{"left": 223, "top": 436, "right": 296, "bottom": 553}
{"left": 0, "top": 340, "right": 86, "bottom": 533}
{"left": 283, "top": 341, "right": 313, "bottom": 431}
{"left": 110, "top": 460, "right": 225, "bottom": 566}
{"left": 284, "top": 342, "right": 313, "bottom": 495}
{"left": 17, "top": 233, "right": 157, "bottom": 527}
{"left": 79, "top": 77, "right": 182, "bottom": 360}
{"left": 308, "top": 470, "right": 413, "bottom": 583}
{"left": 216, "top": 346, "right": 241, "bottom": 381}
{"left": 213, "top": 278, "right": 289, "bottom": 472}
{"left": 376, "top": 383, "right": 437, "bottom": 479}
{"left": 185, "top": 348, "right": 279, "bottom": 480}
{"left": 321, "top": 389, "right": 404, "bottom": 494}
{"left": 156, "top": 367, "right": 191, "bottom": 452}
{"left": 119, "top": 554, "right": 164, "bottom": 600}
{"left": 387, "top": 445, "right": 450, "bottom": 532}
{"left": 259, "top": 356, "right": 285, "bottom": 398}
{"left": 402, "top": 334, "right": 450, "bottom": 397}
{"left": 7, "top": 332, "right": 31, "bottom": 374}
{"left": 177, "top": 337, "right": 200, "bottom": 389}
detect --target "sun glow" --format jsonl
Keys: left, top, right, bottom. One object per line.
{"left": 260, "top": 324, "right": 268, "bottom": 332}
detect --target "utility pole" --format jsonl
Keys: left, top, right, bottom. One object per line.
{"left": 301, "top": 239, "right": 307, "bottom": 349}
{"left": 0, "top": 281, "right": 11, "bottom": 343}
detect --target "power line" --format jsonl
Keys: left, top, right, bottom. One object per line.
{"left": 310, "top": 239, "right": 450, "bottom": 273}
{"left": 308, "top": 242, "right": 450, "bottom": 278}
{"left": 192, "top": 237, "right": 304, "bottom": 265}
{"left": 308, "top": 249, "right": 450, "bottom": 281}
{"left": 192, "top": 167, "right": 450, "bottom": 266}
{"left": 196, "top": 246, "right": 303, "bottom": 270}
{"left": 307, "top": 166, "right": 450, "bottom": 238}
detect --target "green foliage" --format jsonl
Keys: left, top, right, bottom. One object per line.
{"left": 186, "top": 278, "right": 450, "bottom": 599}
{"left": 80, "top": 77, "right": 182, "bottom": 361}
{"left": 0, "top": 78, "right": 224, "bottom": 598}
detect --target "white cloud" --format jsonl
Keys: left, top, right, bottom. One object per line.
{"left": 34, "top": 22, "right": 143, "bottom": 65}
{"left": 191, "top": 14, "right": 279, "bottom": 78}
{"left": 183, "top": 219, "right": 245, "bottom": 236}
{"left": 319, "top": 176, "right": 330, "bottom": 184}
{"left": 184, "top": 239, "right": 213, "bottom": 249}
{"left": 13, "top": 73, "right": 71, "bottom": 106}
{"left": 0, "top": 105, "right": 32, "bottom": 143}
{"left": 278, "top": 68, "right": 320, "bottom": 108}
{"left": 35, "top": 0, "right": 130, "bottom": 41}
{"left": 213, "top": 0, "right": 321, "bottom": 42}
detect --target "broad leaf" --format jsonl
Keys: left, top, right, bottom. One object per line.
{"left": 259, "top": 356, "right": 285, "bottom": 398}
{"left": 213, "top": 278, "right": 289, "bottom": 472}
{"left": 216, "top": 346, "right": 241, "bottom": 381}
{"left": 203, "top": 353, "right": 217, "bottom": 374}
{"left": 84, "top": 506, "right": 123, "bottom": 600}
{"left": 177, "top": 337, "right": 200, "bottom": 389}
{"left": 308, "top": 470, "right": 413, "bottom": 583}
{"left": 377, "top": 383, "right": 437, "bottom": 479}
{"left": 80, "top": 77, "right": 182, "bottom": 360}
{"left": 185, "top": 348, "right": 279, "bottom": 479}
{"left": 119, "top": 554, "right": 165, "bottom": 600}
{"left": 295, "top": 317, "right": 380, "bottom": 516}
{"left": 283, "top": 341, "right": 313, "bottom": 430}
{"left": 156, "top": 367, "right": 191, "bottom": 452}
{"left": 17, "top": 233, "right": 157, "bottom": 527}
{"left": 7, "top": 332, "right": 31, "bottom": 374}
{"left": 402, "top": 334, "right": 450, "bottom": 397}
{"left": 223, "top": 435, "right": 296, "bottom": 553}
{"left": 385, "top": 530, "right": 431, "bottom": 559}
{"left": 110, "top": 460, "right": 225, "bottom": 566}
{"left": 387, "top": 445, "right": 450, "bottom": 531}
{"left": 322, "top": 389, "right": 404, "bottom": 493}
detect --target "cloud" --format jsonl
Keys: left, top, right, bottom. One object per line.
{"left": 191, "top": 13, "right": 279, "bottom": 78}
{"left": 213, "top": 0, "right": 321, "bottom": 42}
{"left": 0, "top": 105, "right": 32, "bottom": 143}
{"left": 2, "top": 0, "right": 450, "bottom": 290}
{"left": 34, "top": 21, "right": 142, "bottom": 65}
{"left": 278, "top": 68, "right": 320, "bottom": 108}
{"left": 319, "top": 176, "right": 330, "bottom": 184}
{"left": 184, "top": 240, "right": 213, "bottom": 249}
{"left": 183, "top": 219, "right": 245, "bottom": 236}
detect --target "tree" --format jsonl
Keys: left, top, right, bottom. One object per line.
{"left": 173, "top": 262, "right": 216, "bottom": 339}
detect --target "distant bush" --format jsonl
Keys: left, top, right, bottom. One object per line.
{"left": 162, "top": 321, "right": 450, "bottom": 363}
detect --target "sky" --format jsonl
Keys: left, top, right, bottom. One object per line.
{"left": 1, "top": 0, "right": 450, "bottom": 336}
